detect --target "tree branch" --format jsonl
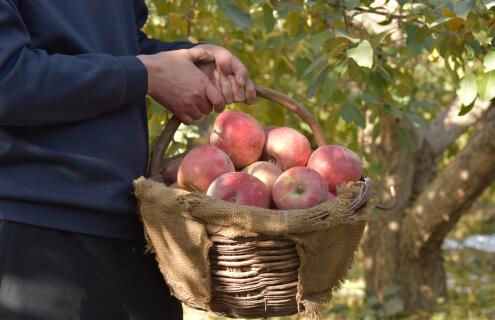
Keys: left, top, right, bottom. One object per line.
{"left": 424, "top": 99, "right": 491, "bottom": 157}
{"left": 401, "top": 105, "right": 495, "bottom": 255}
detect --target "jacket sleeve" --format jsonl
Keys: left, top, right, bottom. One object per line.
{"left": 0, "top": 0, "right": 148, "bottom": 126}
{"left": 134, "top": 0, "right": 197, "bottom": 55}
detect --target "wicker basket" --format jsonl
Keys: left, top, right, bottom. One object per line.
{"left": 140, "top": 85, "right": 373, "bottom": 319}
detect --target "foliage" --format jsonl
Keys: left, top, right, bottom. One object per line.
{"left": 144, "top": 0, "right": 495, "bottom": 170}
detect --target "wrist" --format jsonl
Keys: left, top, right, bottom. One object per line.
{"left": 137, "top": 54, "right": 154, "bottom": 96}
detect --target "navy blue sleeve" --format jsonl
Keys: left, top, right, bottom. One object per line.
{"left": 134, "top": 0, "right": 197, "bottom": 54}
{"left": 0, "top": 0, "right": 148, "bottom": 126}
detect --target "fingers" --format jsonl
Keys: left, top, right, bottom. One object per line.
{"left": 180, "top": 114, "right": 194, "bottom": 125}
{"left": 230, "top": 56, "right": 249, "bottom": 87}
{"left": 187, "top": 46, "right": 216, "bottom": 64}
{"left": 216, "top": 51, "right": 248, "bottom": 87}
{"left": 228, "top": 75, "right": 245, "bottom": 102}
{"left": 206, "top": 82, "right": 226, "bottom": 113}
{"left": 245, "top": 79, "right": 256, "bottom": 105}
{"left": 220, "top": 74, "right": 234, "bottom": 104}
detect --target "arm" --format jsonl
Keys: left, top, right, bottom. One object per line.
{"left": 0, "top": 0, "right": 147, "bottom": 126}
{"left": 134, "top": 0, "right": 196, "bottom": 55}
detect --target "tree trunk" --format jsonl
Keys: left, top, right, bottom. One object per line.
{"left": 363, "top": 233, "right": 447, "bottom": 313}
{"left": 363, "top": 104, "right": 495, "bottom": 315}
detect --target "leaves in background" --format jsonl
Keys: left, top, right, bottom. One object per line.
{"left": 347, "top": 40, "right": 374, "bottom": 69}
{"left": 218, "top": 0, "right": 252, "bottom": 29}
{"left": 341, "top": 102, "right": 366, "bottom": 128}
{"left": 477, "top": 71, "right": 495, "bottom": 101}
{"left": 457, "top": 74, "right": 478, "bottom": 106}
{"left": 483, "top": 51, "right": 495, "bottom": 72}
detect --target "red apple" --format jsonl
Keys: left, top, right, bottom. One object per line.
{"left": 261, "top": 126, "right": 278, "bottom": 160}
{"left": 327, "top": 192, "right": 336, "bottom": 201}
{"left": 307, "top": 145, "right": 363, "bottom": 194}
{"left": 207, "top": 172, "right": 270, "bottom": 208}
{"left": 210, "top": 111, "right": 265, "bottom": 168}
{"left": 177, "top": 145, "right": 235, "bottom": 193}
{"left": 272, "top": 166, "right": 328, "bottom": 210}
{"left": 161, "top": 156, "right": 184, "bottom": 184}
{"left": 242, "top": 161, "right": 282, "bottom": 192}
{"left": 263, "top": 127, "right": 311, "bottom": 170}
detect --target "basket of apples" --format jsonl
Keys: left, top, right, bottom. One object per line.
{"left": 133, "top": 86, "right": 374, "bottom": 319}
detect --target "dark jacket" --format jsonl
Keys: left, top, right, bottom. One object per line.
{"left": 0, "top": 0, "right": 193, "bottom": 238}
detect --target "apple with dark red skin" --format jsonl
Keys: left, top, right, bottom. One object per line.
{"left": 242, "top": 161, "right": 282, "bottom": 192}
{"left": 263, "top": 127, "right": 311, "bottom": 170}
{"left": 161, "top": 156, "right": 184, "bottom": 184}
{"left": 307, "top": 145, "right": 363, "bottom": 194}
{"left": 177, "top": 145, "right": 235, "bottom": 193}
{"left": 272, "top": 166, "right": 328, "bottom": 210}
{"left": 210, "top": 111, "right": 265, "bottom": 168}
{"left": 207, "top": 172, "right": 270, "bottom": 208}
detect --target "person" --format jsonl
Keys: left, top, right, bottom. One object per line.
{"left": 0, "top": 1, "right": 255, "bottom": 319}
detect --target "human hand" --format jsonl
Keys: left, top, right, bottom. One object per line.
{"left": 137, "top": 47, "right": 225, "bottom": 124}
{"left": 195, "top": 44, "right": 256, "bottom": 108}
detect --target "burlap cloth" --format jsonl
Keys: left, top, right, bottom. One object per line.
{"left": 133, "top": 176, "right": 375, "bottom": 318}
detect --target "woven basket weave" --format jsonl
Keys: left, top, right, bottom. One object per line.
{"left": 136, "top": 85, "right": 373, "bottom": 319}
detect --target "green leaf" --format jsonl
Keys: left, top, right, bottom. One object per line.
{"left": 453, "top": 0, "right": 475, "bottom": 19}
{"left": 384, "top": 297, "right": 405, "bottom": 316}
{"left": 371, "top": 123, "right": 380, "bottom": 142}
{"left": 334, "top": 29, "right": 359, "bottom": 43}
{"left": 405, "top": 112, "right": 429, "bottom": 128}
{"left": 396, "top": 126, "right": 415, "bottom": 150}
{"left": 303, "top": 56, "right": 325, "bottom": 77}
{"left": 458, "top": 100, "right": 476, "bottom": 116}
{"left": 218, "top": 0, "right": 252, "bottom": 29}
{"left": 295, "top": 57, "right": 311, "bottom": 78}
{"left": 457, "top": 74, "right": 478, "bottom": 106}
{"left": 346, "top": 40, "right": 374, "bottom": 68}
{"left": 308, "top": 31, "right": 333, "bottom": 53}
{"left": 306, "top": 66, "right": 330, "bottom": 99}
{"left": 285, "top": 11, "right": 301, "bottom": 37}
{"left": 262, "top": 3, "right": 276, "bottom": 33}
{"left": 477, "top": 71, "right": 495, "bottom": 101}
{"left": 345, "top": 0, "right": 360, "bottom": 9}
{"left": 484, "top": 50, "right": 495, "bottom": 72}
{"left": 341, "top": 102, "right": 366, "bottom": 128}
{"left": 320, "top": 72, "right": 338, "bottom": 104}
{"left": 484, "top": 0, "right": 495, "bottom": 9}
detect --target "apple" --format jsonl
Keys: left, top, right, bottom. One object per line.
{"left": 261, "top": 126, "right": 278, "bottom": 160}
{"left": 177, "top": 145, "right": 235, "bottom": 193}
{"left": 307, "top": 145, "right": 363, "bottom": 194}
{"left": 161, "top": 156, "right": 184, "bottom": 184}
{"left": 263, "top": 127, "right": 311, "bottom": 170}
{"left": 210, "top": 111, "right": 265, "bottom": 168}
{"left": 327, "top": 192, "right": 336, "bottom": 201}
{"left": 272, "top": 166, "right": 328, "bottom": 210}
{"left": 207, "top": 172, "right": 270, "bottom": 208}
{"left": 242, "top": 161, "right": 282, "bottom": 192}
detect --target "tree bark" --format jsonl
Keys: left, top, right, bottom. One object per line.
{"left": 363, "top": 104, "right": 495, "bottom": 315}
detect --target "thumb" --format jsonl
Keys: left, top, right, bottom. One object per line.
{"left": 187, "top": 46, "right": 216, "bottom": 64}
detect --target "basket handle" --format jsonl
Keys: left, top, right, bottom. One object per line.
{"left": 148, "top": 85, "right": 327, "bottom": 178}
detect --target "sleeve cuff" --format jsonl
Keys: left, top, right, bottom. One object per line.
{"left": 116, "top": 56, "right": 148, "bottom": 105}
